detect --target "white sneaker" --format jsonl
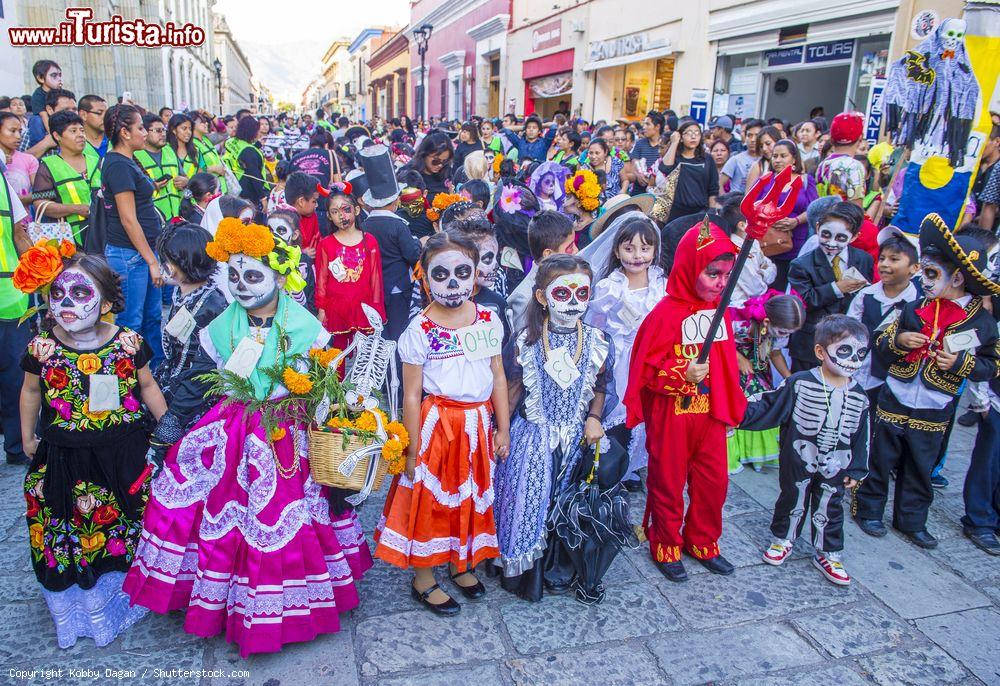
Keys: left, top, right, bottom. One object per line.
{"left": 762, "top": 539, "right": 794, "bottom": 566}
{"left": 813, "top": 551, "right": 851, "bottom": 585}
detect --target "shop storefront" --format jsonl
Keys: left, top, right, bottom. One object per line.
{"left": 522, "top": 48, "right": 575, "bottom": 118}
{"left": 708, "top": 4, "right": 898, "bottom": 131}
{"left": 585, "top": 22, "right": 683, "bottom": 122}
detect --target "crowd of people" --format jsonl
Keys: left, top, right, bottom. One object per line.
{"left": 2, "top": 56, "right": 1000, "bottom": 659}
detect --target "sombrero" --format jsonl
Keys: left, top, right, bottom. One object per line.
{"left": 918, "top": 213, "right": 1000, "bottom": 297}
{"left": 588, "top": 193, "right": 655, "bottom": 239}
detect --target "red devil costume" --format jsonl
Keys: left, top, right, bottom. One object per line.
{"left": 624, "top": 220, "right": 747, "bottom": 576}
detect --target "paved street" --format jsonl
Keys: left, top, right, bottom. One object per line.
{"left": 1, "top": 414, "right": 998, "bottom": 686}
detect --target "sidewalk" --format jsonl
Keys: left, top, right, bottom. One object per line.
{"left": 1, "top": 418, "right": 998, "bottom": 686}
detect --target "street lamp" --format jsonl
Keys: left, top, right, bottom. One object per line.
{"left": 413, "top": 23, "right": 433, "bottom": 121}
{"left": 213, "top": 58, "right": 223, "bottom": 114}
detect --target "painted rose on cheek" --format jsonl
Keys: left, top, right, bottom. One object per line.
{"left": 427, "top": 250, "right": 475, "bottom": 308}
{"left": 695, "top": 257, "right": 733, "bottom": 302}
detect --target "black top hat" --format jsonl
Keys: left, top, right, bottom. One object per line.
{"left": 345, "top": 169, "right": 368, "bottom": 201}
{"left": 918, "top": 213, "right": 1000, "bottom": 297}
{"left": 357, "top": 145, "right": 401, "bottom": 208}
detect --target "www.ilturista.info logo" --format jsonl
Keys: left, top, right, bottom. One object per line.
{"left": 8, "top": 8, "right": 205, "bottom": 48}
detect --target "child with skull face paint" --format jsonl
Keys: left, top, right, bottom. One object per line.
{"left": 375, "top": 232, "right": 510, "bottom": 615}
{"left": 16, "top": 250, "right": 167, "bottom": 649}
{"left": 449, "top": 217, "right": 512, "bottom": 348}
{"left": 623, "top": 219, "right": 748, "bottom": 581}
{"left": 314, "top": 189, "right": 386, "bottom": 350}
{"left": 741, "top": 315, "right": 872, "bottom": 585}
{"left": 788, "top": 202, "right": 874, "bottom": 373}
{"left": 854, "top": 215, "right": 1000, "bottom": 550}
{"left": 125, "top": 219, "right": 372, "bottom": 656}
{"left": 493, "top": 254, "right": 615, "bottom": 601}
{"left": 267, "top": 208, "right": 317, "bottom": 314}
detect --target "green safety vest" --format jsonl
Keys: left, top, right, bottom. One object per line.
{"left": 40, "top": 154, "right": 99, "bottom": 245}
{"left": 0, "top": 171, "right": 27, "bottom": 320}
{"left": 177, "top": 151, "right": 198, "bottom": 180}
{"left": 316, "top": 119, "right": 334, "bottom": 131}
{"left": 134, "top": 147, "right": 181, "bottom": 219}
{"left": 224, "top": 138, "right": 270, "bottom": 188}
{"left": 83, "top": 141, "right": 103, "bottom": 189}
{"left": 193, "top": 136, "right": 227, "bottom": 194}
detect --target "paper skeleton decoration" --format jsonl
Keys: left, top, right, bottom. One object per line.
{"left": 790, "top": 378, "right": 867, "bottom": 479}
{"left": 883, "top": 17, "right": 978, "bottom": 167}
{"left": 315, "top": 304, "right": 400, "bottom": 505}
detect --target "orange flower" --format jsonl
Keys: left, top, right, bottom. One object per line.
{"left": 270, "top": 427, "right": 287, "bottom": 441}
{"left": 76, "top": 353, "right": 102, "bottom": 375}
{"left": 58, "top": 240, "right": 76, "bottom": 258}
{"left": 82, "top": 399, "right": 110, "bottom": 422}
{"left": 326, "top": 416, "right": 353, "bottom": 430}
{"left": 29, "top": 523, "right": 44, "bottom": 549}
{"left": 426, "top": 192, "right": 464, "bottom": 222}
{"left": 12, "top": 241, "right": 65, "bottom": 294}
{"left": 79, "top": 531, "right": 106, "bottom": 554}
{"left": 282, "top": 367, "right": 313, "bottom": 395}
{"left": 309, "top": 347, "right": 343, "bottom": 368}
{"left": 386, "top": 421, "right": 410, "bottom": 449}
{"left": 493, "top": 153, "right": 504, "bottom": 175}
{"left": 206, "top": 218, "right": 275, "bottom": 262}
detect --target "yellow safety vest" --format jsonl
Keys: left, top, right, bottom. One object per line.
{"left": 0, "top": 172, "right": 27, "bottom": 319}
{"left": 194, "top": 135, "right": 228, "bottom": 194}
{"left": 134, "top": 147, "right": 181, "bottom": 219}
{"left": 40, "top": 154, "right": 98, "bottom": 245}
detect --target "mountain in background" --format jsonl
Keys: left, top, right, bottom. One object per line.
{"left": 241, "top": 39, "right": 327, "bottom": 102}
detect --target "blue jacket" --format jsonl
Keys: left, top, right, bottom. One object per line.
{"left": 510, "top": 125, "right": 557, "bottom": 162}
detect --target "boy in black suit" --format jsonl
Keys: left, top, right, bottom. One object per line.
{"left": 788, "top": 202, "right": 874, "bottom": 372}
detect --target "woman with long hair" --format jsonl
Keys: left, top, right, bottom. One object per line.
{"left": 744, "top": 125, "right": 782, "bottom": 189}
{"left": 710, "top": 139, "right": 731, "bottom": 192}
{"left": 166, "top": 113, "right": 198, "bottom": 181}
{"left": 402, "top": 131, "right": 455, "bottom": 239}
{"left": 190, "top": 110, "right": 228, "bottom": 193}
{"left": 658, "top": 120, "right": 720, "bottom": 222}
{"left": 453, "top": 121, "right": 483, "bottom": 170}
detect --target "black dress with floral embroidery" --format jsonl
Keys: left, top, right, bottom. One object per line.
{"left": 21, "top": 327, "right": 153, "bottom": 593}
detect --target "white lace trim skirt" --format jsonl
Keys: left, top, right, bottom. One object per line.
{"left": 41, "top": 572, "right": 148, "bottom": 649}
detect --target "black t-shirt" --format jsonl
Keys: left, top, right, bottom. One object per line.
{"left": 101, "top": 152, "right": 162, "bottom": 249}
{"left": 289, "top": 148, "right": 332, "bottom": 185}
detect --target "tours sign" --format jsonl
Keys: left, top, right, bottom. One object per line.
{"left": 763, "top": 40, "right": 855, "bottom": 68}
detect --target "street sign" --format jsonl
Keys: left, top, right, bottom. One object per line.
{"left": 690, "top": 88, "right": 709, "bottom": 125}
{"left": 865, "top": 78, "right": 886, "bottom": 144}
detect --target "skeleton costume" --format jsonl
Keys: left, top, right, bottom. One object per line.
{"left": 125, "top": 223, "right": 371, "bottom": 657}
{"left": 494, "top": 309, "right": 615, "bottom": 601}
{"left": 741, "top": 365, "right": 870, "bottom": 554}
{"left": 855, "top": 215, "right": 1000, "bottom": 536}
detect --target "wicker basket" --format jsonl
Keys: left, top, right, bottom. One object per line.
{"left": 308, "top": 427, "right": 388, "bottom": 492}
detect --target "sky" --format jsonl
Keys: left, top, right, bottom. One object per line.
{"left": 213, "top": 0, "right": 410, "bottom": 100}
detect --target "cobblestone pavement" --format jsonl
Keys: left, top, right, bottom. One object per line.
{"left": 2, "top": 417, "right": 998, "bottom": 686}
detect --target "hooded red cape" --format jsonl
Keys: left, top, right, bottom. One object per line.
{"left": 624, "top": 221, "right": 747, "bottom": 428}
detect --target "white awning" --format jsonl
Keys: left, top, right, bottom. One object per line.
{"left": 583, "top": 45, "right": 675, "bottom": 72}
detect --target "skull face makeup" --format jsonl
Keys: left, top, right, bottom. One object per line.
{"left": 267, "top": 216, "right": 295, "bottom": 244}
{"left": 817, "top": 219, "right": 853, "bottom": 259}
{"left": 821, "top": 335, "right": 869, "bottom": 378}
{"left": 919, "top": 254, "right": 963, "bottom": 299}
{"left": 694, "top": 256, "right": 734, "bottom": 302}
{"left": 50, "top": 268, "right": 103, "bottom": 335}
{"left": 544, "top": 273, "right": 591, "bottom": 327}
{"left": 228, "top": 254, "right": 279, "bottom": 311}
{"left": 474, "top": 235, "right": 500, "bottom": 288}
{"left": 160, "top": 259, "right": 183, "bottom": 287}
{"left": 427, "top": 249, "right": 475, "bottom": 308}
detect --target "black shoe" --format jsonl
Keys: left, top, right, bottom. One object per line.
{"left": 654, "top": 560, "right": 688, "bottom": 583}
{"left": 958, "top": 410, "right": 983, "bottom": 427}
{"left": 5, "top": 452, "right": 28, "bottom": 466}
{"left": 854, "top": 517, "right": 888, "bottom": 537}
{"left": 931, "top": 475, "right": 949, "bottom": 489}
{"left": 964, "top": 531, "right": 1000, "bottom": 556}
{"left": 411, "top": 582, "right": 461, "bottom": 615}
{"left": 696, "top": 554, "right": 735, "bottom": 576}
{"left": 544, "top": 579, "right": 573, "bottom": 595}
{"left": 449, "top": 571, "right": 486, "bottom": 600}
{"left": 901, "top": 529, "right": 938, "bottom": 549}
{"left": 623, "top": 478, "right": 644, "bottom": 493}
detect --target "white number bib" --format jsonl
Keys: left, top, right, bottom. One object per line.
{"left": 329, "top": 257, "right": 348, "bottom": 281}
{"left": 89, "top": 374, "right": 121, "bottom": 412}
{"left": 164, "top": 305, "right": 196, "bottom": 342}
{"left": 543, "top": 346, "right": 581, "bottom": 390}
{"left": 681, "top": 310, "right": 728, "bottom": 346}
{"left": 618, "top": 299, "right": 643, "bottom": 330}
{"left": 224, "top": 337, "right": 265, "bottom": 378}
{"left": 944, "top": 330, "right": 980, "bottom": 354}
{"left": 458, "top": 320, "right": 502, "bottom": 361}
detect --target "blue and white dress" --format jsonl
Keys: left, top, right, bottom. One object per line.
{"left": 493, "top": 323, "right": 613, "bottom": 600}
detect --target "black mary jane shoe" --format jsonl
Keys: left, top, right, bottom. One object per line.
{"left": 411, "top": 583, "right": 461, "bottom": 616}
{"left": 854, "top": 517, "right": 888, "bottom": 537}
{"left": 900, "top": 529, "right": 938, "bottom": 550}
{"left": 654, "top": 560, "right": 688, "bottom": 583}
{"left": 696, "top": 554, "right": 735, "bottom": 576}
{"left": 449, "top": 571, "right": 487, "bottom": 600}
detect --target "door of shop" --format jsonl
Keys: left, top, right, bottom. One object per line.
{"left": 761, "top": 64, "right": 850, "bottom": 122}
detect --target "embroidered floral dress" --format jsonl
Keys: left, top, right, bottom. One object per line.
{"left": 21, "top": 327, "right": 152, "bottom": 648}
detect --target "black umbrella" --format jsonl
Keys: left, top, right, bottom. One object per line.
{"left": 550, "top": 437, "right": 639, "bottom": 605}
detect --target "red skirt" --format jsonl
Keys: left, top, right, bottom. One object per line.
{"left": 374, "top": 395, "right": 499, "bottom": 571}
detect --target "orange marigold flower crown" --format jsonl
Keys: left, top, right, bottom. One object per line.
{"left": 565, "top": 169, "right": 602, "bottom": 212}
{"left": 206, "top": 218, "right": 276, "bottom": 262}
{"left": 426, "top": 192, "right": 465, "bottom": 222}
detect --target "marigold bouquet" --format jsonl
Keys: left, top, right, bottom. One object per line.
{"left": 426, "top": 192, "right": 465, "bottom": 222}
{"left": 565, "top": 169, "right": 602, "bottom": 212}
